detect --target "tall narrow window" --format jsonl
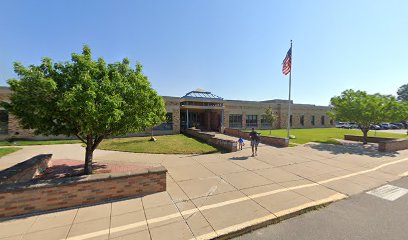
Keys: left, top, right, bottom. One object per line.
{"left": 300, "top": 115, "right": 304, "bottom": 126}
{"left": 229, "top": 114, "right": 242, "bottom": 128}
{"left": 321, "top": 116, "right": 325, "bottom": 125}
{"left": 0, "top": 110, "right": 8, "bottom": 134}
{"left": 246, "top": 115, "right": 258, "bottom": 128}
{"left": 311, "top": 116, "right": 315, "bottom": 126}
{"left": 261, "top": 115, "right": 271, "bottom": 128}
{"left": 290, "top": 115, "right": 293, "bottom": 127}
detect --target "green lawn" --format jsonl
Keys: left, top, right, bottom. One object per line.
{"left": 98, "top": 134, "right": 220, "bottom": 154}
{"left": 0, "top": 139, "right": 81, "bottom": 146}
{"left": 248, "top": 128, "right": 408, "bottom": 145}
{"left": 0, "top": 147, "right": 22, "bottom": 157}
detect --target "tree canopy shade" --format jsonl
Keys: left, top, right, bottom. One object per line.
{"left": 397, "top": 84, "right": 408, "bottom": 101}
{"left": 329, "top": 89, "right": 402, "bottom": 144}
{"left": 2, "top": 45, "right": 167, "bottom": 174}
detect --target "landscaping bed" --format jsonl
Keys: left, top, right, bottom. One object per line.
{"left": 0, "top": 155, "right": 167, "bottom": 218}
{"left": 35, "top": 159, "right": 152, "bottom": 180}
{"left": 98, "top": 134, "right": 220, "bottom": 154}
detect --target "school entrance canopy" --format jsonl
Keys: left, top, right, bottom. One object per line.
{"left": 180, "top": 89, "right": 224, "bottom": 131}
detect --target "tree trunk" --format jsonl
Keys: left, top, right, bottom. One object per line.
{"left": 84, "top": 135, "right": 94, "bottom": 174}
{"left": 361, "top": 128, "right": 369, "bottom": 144}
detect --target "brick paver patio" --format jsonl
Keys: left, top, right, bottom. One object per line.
{"left": 2, "top": 138, "right": 408, "bottom": 240}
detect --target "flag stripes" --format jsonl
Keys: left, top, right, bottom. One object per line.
{"left": 282, "top": 47, "right": 292, "bottom": 75}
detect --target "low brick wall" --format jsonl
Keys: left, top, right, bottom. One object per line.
{"left": 184, "top": 128, "right": 237, "bottom": 152}
{"left": 344, "top": 135, "right": 397, "bottom": 143}
{"left": 0, "top": 154, "right": 52, "bottom": 185}
{"left": 344, "top": 134, "right": 408, "bottom": 152}
{"left": 224, "top": 128, "right": 289, "bottom": 148}
{"left": 0, "top": 166, "right": 167, "bottom": 218}
{"left": 378, "top": 139, "right": 408, "bottom": 152}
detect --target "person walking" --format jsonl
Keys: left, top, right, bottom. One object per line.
{"left": 238, "top": 136, "right": 245, "bottom": 150}
{"left": 249, "top": 128, "right": 260, "bottom": 157}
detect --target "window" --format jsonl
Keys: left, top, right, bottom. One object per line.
{"left": 0, "top": 110, "right": 8, "bottom": 134}
{"left": 321, "top": 116, "right": 325, "bottom": 125}
{"left": 261, "top": 115, "right": 271, "bottom": 128}
{"left": 229, "top": 114, "right": 242, "bottom": 128}
{"left": 300, "top": 115, "right": 304, "bottom": 126}
{"left": 246, "top": 115, "right": 258, "bottom": 128}
{"left": 311, "top": 115, "right": 315, "bottom": 126}
{"left": 154, "top": 113, "right": 173, "bottom": 130}
{"left": 290, "top": 115, "right": 293, "bottom": 127}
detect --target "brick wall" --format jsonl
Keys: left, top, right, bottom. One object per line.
{"left": 344, "top": 135, "right": 397, "bottom": 143}
{"left": 224, "top": 128, "right": 288, "bottom": 148}
{"left": 344, "top": 134, "right": 408, "bottom": 152}
{"left": 0, "top": 166, "right": 167, "bottom": 218}
{"left": 379, "top": 139, "right": 408, "bottom": 152}
{"left": 0, "top": 154, "right": 52, "bottom": 184}
{"left": 183, "top": 128, "right": 237, "bottom": 152}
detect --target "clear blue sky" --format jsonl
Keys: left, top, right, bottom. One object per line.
{"left": 1, "top": 0, "right": 407, "bottom": 106}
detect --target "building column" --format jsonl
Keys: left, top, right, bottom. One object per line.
{"left": 186, "top": 108, "right": 189, "bottom": 129}
{"left": 221, "top": 109, "right": 224, "bottom": 133}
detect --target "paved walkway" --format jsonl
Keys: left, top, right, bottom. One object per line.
{"left": 2, "top": 141, "right": 408, "bottom": 240}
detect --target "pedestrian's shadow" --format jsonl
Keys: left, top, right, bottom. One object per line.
{"left": 229, "top": 156, "right": 250, "bottom": 160}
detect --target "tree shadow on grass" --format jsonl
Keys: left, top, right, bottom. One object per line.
{"left": 306, "top": 143, "right": 399, "bottom": 158}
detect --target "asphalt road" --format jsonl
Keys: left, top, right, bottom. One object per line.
{"left": 235, "top": 177, "right": 408, "bottom": 240}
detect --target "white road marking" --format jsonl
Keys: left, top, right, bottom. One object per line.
{"left": 63, "top": 157, "right": 408, "bottom": 240}
{"left": 366, "top": 184, "right": 408, "bottom": 201}
{"left": 399, "top": 171, "right": 408, "bottom": 177}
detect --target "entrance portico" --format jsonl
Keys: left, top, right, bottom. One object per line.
{"left": 180, "top": 89, "right": 224, "bottom": 132}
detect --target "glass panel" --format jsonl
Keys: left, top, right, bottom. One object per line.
{"left": 154, "top": 113, "right": 173, "bottom": 130}
{"left": 0, "top": 110, "right": 8, "bottom": 134}
{"left": 229, "top": 114, "right": 242, "bottom": 128}
{"left": 246, "top": 115, "right": 258, "bottom": 128}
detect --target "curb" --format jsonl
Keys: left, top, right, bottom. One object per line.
{"left": 210, "top": 193, "right": 347, "bottom": 240}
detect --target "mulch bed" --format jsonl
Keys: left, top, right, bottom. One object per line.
{"left": 35, "top": 159, "right": 151, "bottom": 180}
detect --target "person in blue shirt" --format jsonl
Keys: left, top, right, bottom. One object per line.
{"left": 238, "top": 136, "right": 244, "bottom": 150}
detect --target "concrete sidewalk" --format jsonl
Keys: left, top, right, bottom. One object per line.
{"left": 2, "top": 142, "right": 408, "bottom": 240}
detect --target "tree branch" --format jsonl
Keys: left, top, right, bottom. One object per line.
{"left": 92, "top": 135, "right": 105, "bottom": 151}
{"left": 75, "top": 134, "right": 87, "bottom": 144}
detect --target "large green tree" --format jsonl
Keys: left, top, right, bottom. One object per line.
{"left": 329, "top": 89, "right": 401, "bottom": 144}
{"left": 3, "top": 46, "right": 166, "bottom": 174}
{"left": 397, "top": 84, "right": 408, "bottom": 101}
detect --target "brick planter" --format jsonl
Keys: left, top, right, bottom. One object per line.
{"left": 0, "top": 165, "right": 167, "bottom": 218}
{"left": 344, "top": 135, "right": 408, "bottom": 152}
{"left": 184, "top": 128, "right": 238, "bottom": 152}
{"left": 0, "top": 154, "right": 52, "bottom": 184}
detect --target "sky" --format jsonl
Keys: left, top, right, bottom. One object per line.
{"left": 0, "top": 0, "right": 407, "bottom": 106}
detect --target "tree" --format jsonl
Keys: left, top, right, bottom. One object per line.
{"left": 329, "top": 89, "right": 401, "bottom": 144}
{"left": 397, "top": 84, "right": 408, "bottom": 101}
{"left": 264, "top": 106, "right": 278, "bottom": 135}
{"left": 2, "top": 45, "right": 166, "bottom": 174}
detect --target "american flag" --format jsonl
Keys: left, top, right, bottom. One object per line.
{"left": 282, "top": 47, "right": 292, "bottom": 75}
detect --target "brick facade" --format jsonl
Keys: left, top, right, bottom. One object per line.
{"left": 0, "top": 87, "right": 334, "bottom": 139}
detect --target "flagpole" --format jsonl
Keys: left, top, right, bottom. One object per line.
{"left": 287, "top": 40, "right": 292, "bottom": 139}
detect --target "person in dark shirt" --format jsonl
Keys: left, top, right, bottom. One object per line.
{"left": 249, "top": 128, "right": 260, "bottom": 156}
